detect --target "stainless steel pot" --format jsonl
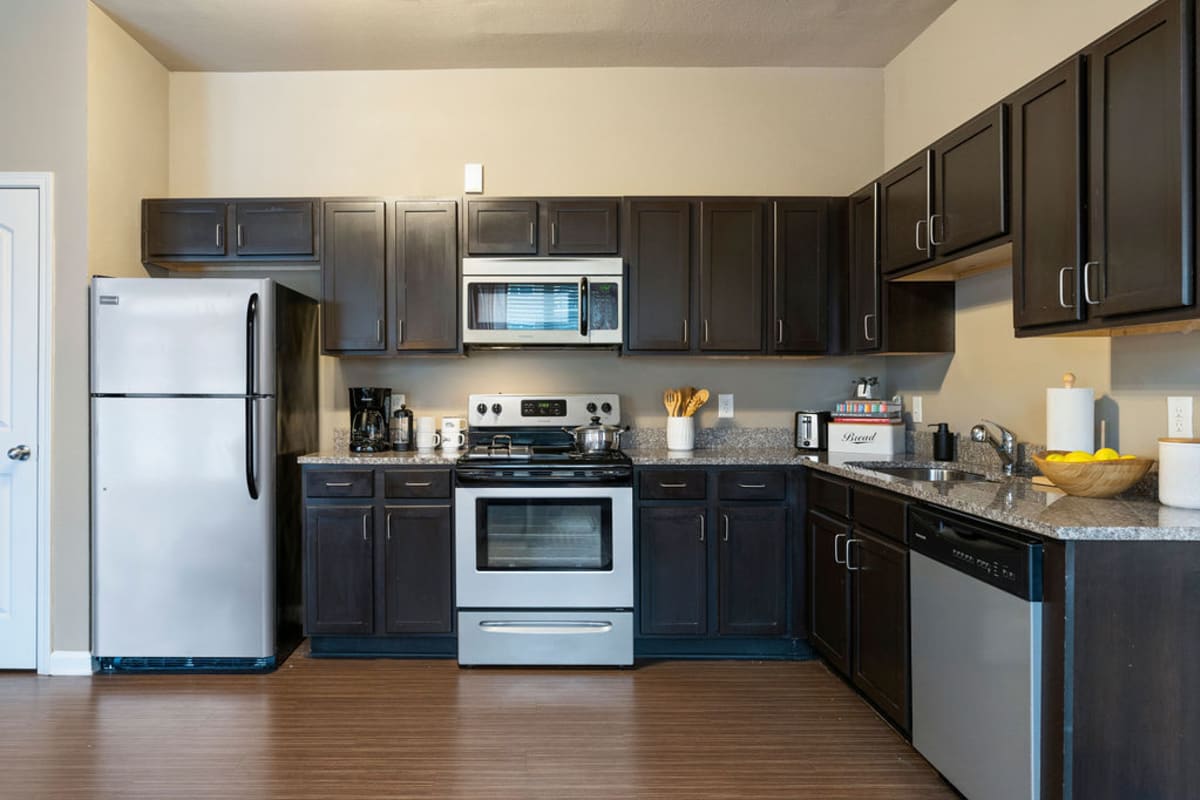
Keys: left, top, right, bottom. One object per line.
{"left": 563, "top": 416, "right": 627, "bottom": 454}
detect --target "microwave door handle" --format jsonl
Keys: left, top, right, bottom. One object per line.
{"left": 579, "top": 277, "right": 589, "bottom": 337}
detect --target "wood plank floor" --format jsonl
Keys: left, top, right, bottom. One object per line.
{"left": 0, "top": 645, "right": 956, "bottom": 799}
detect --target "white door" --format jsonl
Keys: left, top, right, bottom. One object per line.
{"left": 0, "top": 188, "right": 40, "bottom": 668}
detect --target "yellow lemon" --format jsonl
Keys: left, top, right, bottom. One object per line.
{"left": 1045, "top": 453, "right": 1065, "bottom": 462}
{"left": 1093, "top": 448, "right": 1120, "bottom": 461}
{"left": 1064, "top": 451, "right": 1094, "bottom": 463}
{"left": 1120, "top": 454, "right": 1137, "bottom": 460}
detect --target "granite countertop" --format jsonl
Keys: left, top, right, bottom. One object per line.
{"left": 625, "top": 446, "right": 809, "bottom": 466}
{"left": 298, "top": 448, "right": 461, "bottom": 466}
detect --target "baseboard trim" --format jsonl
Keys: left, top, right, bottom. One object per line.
{"left": 48, "top": 650, "right": 93, "bottom": 676}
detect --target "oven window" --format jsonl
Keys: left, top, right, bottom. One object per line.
{"left": 476, "top": 499, "right": 613, "bottom": 571}
{"left": 467, "top": 282, "right": 580, "bottom": 331}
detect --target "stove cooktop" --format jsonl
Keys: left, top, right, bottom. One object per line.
{"left": 458, "top": 444, "right": 631, "bottom": 467}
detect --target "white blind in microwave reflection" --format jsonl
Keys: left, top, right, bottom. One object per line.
{"left": 468, "top": 282, "right": 579, "bottom": 331}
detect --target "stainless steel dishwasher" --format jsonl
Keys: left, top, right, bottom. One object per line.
{"left": 909, "top": 505, "right": 1043, "bottom": 800}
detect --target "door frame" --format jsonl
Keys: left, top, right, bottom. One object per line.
{"left": 1, "top": 173, "right": 55, "bottom": 674}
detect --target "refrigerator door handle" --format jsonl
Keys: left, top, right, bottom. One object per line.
{"left": 245, "top": 398, "right": 259, "bottom": 500}
{"left": 245, "top": 292, "right": 259, "bottom": 396}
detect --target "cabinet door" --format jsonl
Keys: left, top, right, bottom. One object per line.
{"left": 234, "top": 200, "right": 316, "bottom": 257}
{"left": 1087, "top": 0, "right": 1191, "bottom": 318}
{"left": 304, "top": 505, "right": 374, "bottom": 635}
{"left": 879, "top": 151, "right": 932, "bottom": 274}
{"left": 851, "top": 529, "right": 910, "bottom": 732}
{"left": 322, "top": 200, "right": 387, "bottom": 352}
{"left": 932, "top": 104, "right": 1009, "bottom": 258}
{"left": 626, "top": 200, "right": 692, "bottom": 351}
{"left": 466, "top": 200, "right": 537, "bottom": 255}
{"left": 808, "top": 511, "right": 851, "bottom": 675}
{"left": 771, "top": 199, "right": 829, "bottom": 354}
{"left": 395, "top": 201, "right": 458, "bottom": 351}
{"left": 383, "top": 505, "right": 453, "bottom": 634}
{"left": 700, "top": 201, "right": 764, "bottom": 352}
{"left": 1012, "top": 57, "right": 1086, "bottom": 329}
{"left": 717, "top": 506, "right": 787, "bottom": 636}
{"left": 639, "top": 506, "right": 708, "bottom": 636}
{"left": 143, "top": 200, "right": 227, "bottom": 257}
{"left": 546, "top": 200, "right": 619, "bottom": 254}
{"left": 848, "top": 185, "right": 881, "bottom": 353}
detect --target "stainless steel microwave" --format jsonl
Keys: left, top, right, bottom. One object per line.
{"left": 462, "top": 257, "right": 623, "bottom": 346}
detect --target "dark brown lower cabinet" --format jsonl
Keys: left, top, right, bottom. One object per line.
{"left": 305, "top": 505, "right": 375, "bottom": 635}
{"left": 718, "top": 506, "right": 788, "bottom": 636}
{"left": 639, "top": 506, "right": 708, "bottom": 636}
{"left": 383, "top": 505, "right": 454, "bottom": 634}
{"left": 850, "top": 529, "right": 910, "bottom": 728}
{"left": 808, "top": 511, "right": 851, "bottom": 675}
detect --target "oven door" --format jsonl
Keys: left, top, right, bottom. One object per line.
{"left": 461, "top": 275, "right": 622, "bottom": 345}
{"left": 454, "top": 486, "right": 633, "bottom": 608}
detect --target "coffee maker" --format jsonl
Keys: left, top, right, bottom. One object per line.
{"left": 349, "top": 387, "right": 391, "bottom": 452}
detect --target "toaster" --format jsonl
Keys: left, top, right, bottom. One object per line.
{"left": 794, "top": 411, "right": 831, "bottom": 451}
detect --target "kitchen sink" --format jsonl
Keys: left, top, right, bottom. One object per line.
{"left": 857, "top": 465, "right": 989, "bottom": 483}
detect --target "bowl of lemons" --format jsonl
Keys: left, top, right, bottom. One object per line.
{"left": 1032, "top": 448, "right": 1155, "bottom": 498}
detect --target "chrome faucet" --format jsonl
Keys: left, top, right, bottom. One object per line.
{"left": 970, "top": 419, "right": 1018, "bottom": 476}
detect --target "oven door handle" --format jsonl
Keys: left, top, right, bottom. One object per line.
{"left": 478, "top": 620, "right": 614, "bottom": 635}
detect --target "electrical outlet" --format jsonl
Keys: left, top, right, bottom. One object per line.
{"left": 718, "top": 394, "right": 734, "bottom": 419}
{"left": 1168, "top": 396, "right": 1193, "bottom": 437}
{"left": 912, "top": 396, "right": 924, "bottom": 424}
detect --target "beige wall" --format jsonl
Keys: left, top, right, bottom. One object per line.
{"left": 168, "top": 67, "right": 888, "bottom": 446}
{"left": 884, "top": 0, "right": 1198, "bottom": 458}
{"left": 88, "top": 3, "right": 168, "bottom": 278}
{"left": 0, "top": 0, "right": 90, "bottom": 652}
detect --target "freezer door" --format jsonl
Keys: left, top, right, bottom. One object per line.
{"left": 92, "top": 396, "right": 277, "bottom": 658}
{"left": 91, "top": 277, "right": 276, "bottom": 396}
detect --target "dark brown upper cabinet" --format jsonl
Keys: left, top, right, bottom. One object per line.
{"left": 394, "top": 201, "right": 458, "bottom": 352}
{"left": 1085, "top": 0, "right": 1192, "bottom": 319}
{"left": 932, "top": 103, "right": 1009, "bottom": 259}
{"left": 322, "top": 200, "right": 388, "bottom": 353}
{"left": 544, "top": 199, "right": 619, "bottom": 254}
{"left": 1011, "top": 57, "right": 1086, "bottom": 330}
{"left": 233, "top": 200, "right": 316, "bottom": 257}
{"left": 144, "top": 200, "right": 228, "bottom": 258}
{"left": 142, "top": 199, "right": 319, "bottom": 265}
{"left": 771, "top": 199, "right": 831, "bottom": 354}
{"left": 699, "top": 200, "right": 765, "bottom": 352}
{"left": 879, "top": 152, "right": 932, "bottom": 274}
{"left": 848, "top": 183, "right": 955, "bottom": 355}
{"left": 625, "top": 199, "right": 693, "bottom": 351}
{"left": 465, "top": 199, "right": 538, "bottom": 255}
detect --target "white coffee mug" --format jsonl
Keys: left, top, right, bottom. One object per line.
{"left": 416, "top": 430, "right": 442, "bottom": 451}
{"left": 416, "top": 416, "right": 437, "bottom": 433}
{"left": 440, "top": 428, "right": 467, "bottom": 450}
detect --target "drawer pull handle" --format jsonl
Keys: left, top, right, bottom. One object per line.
{"left": 480, "top": 621, "right": 612, "bottom": 635}
{"left": 737, "top": 483, "right": 767, "bottom": 489}
{"left": 325, "top": 481, "right": 353, "bottom": 488}
{"left": 659, "top": 482, "right": 688, "bottom": 489}
{"left": 404, "top": 481, "right": 433, "bottom": 488}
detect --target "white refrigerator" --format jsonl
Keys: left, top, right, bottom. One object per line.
{"left": 91, "top": 277, "right": 317, "bottom": 668}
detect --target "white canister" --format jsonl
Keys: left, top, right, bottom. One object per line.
{"left": 1158, "top": 438, "right": 1200, "bottom": 509}
{"left": 666, "top": 417, "right": 695, "bottom": 452}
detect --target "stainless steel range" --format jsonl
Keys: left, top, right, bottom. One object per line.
{"left": 455, "top": 393, "right": 633, "bottom": 666}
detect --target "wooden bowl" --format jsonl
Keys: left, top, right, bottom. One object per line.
{"left": 1032, "top": 451, "right": 1155, "bottom": 498}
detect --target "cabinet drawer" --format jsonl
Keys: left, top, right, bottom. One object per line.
{"left": 852, "top": 486, "right": 907, "bottom": 544}
{"left": 305, "top": 469, "right": 374, "bottom": 498}
{"left": 718, "top": 470, "right": 786, "bottom": 501}
{"left": 809, "top": 472, "right": 851, "bottom": 518}
{"left": 384, "top": 469, "right": 451, "bottom": 499}
{"left": 639, "top": 470, "right": 707, "bottom": 500}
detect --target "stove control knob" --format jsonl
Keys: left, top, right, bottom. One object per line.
{"left": 601, "top": 402, "right": 612, "bottom": 414}
{"left": 476, "top": 403, "right": 488, "bottom": 416}
{"left": 491, "top": 403, "right": 503, "bottom": 415}
{"left": 586, "top": 402, "right": 598, "bottom": 414}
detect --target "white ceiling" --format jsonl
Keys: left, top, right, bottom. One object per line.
{"left": 93, "top": 0, "right": 956, "bottom": 72}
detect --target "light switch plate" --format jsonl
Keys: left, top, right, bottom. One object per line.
{"left": 1168, "top": 396, "right": 1193, "bottom": 437}
{"left": 464, "top": 163, "right": 483, "bottom": 194}
{"left": 912, "top": 396, "right": 923, "bottom": 424}
{"left": 718, "top": 394, "right": 734, "bottom": 419}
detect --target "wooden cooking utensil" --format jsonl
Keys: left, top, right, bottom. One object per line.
{"left": 684, "top": 388, "right": 709, "bottom": 417}
{"left": 663, "top": 389, "right": 676, "bottom": 416}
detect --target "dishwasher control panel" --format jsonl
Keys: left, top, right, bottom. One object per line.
{"left": 909, "top": 506, "right": 1043, "bottom": 601}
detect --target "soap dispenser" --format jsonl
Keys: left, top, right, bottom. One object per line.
{"left": 930, "top": 423, "right": 954, "bottom": 462}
